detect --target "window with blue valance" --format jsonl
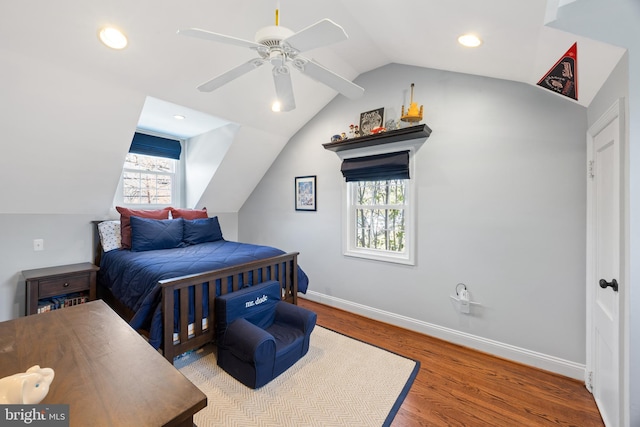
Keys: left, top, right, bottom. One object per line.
{"left": 129, "top": 132, "right": 182, "bottom": 160}
{"left": 340, "top": 151, "right": 410, "bottom": 182}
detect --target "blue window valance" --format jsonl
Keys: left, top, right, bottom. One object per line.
{"left": 129, "top": 132, "right": 182, "bottom": 160}
{"left": 340, "top": 151, "right": 410, "bottom": 182}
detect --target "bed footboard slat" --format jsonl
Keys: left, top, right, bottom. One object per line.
{"left": 194, "top": 284, "right": 203, "bottom": 338}
{"left": 178, "top": 287, "right": 189, "bottom": 348}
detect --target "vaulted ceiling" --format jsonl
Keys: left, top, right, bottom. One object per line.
{"left": 0, "top": 0, "right": 626, "bottom": 214}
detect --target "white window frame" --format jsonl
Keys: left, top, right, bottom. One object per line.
{"left": 113, "top": 131, "right": 185, "bottom": 208}
{"left": 341, "top": 141, "right": 419, "bottom": 266}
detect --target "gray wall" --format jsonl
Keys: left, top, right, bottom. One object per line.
{"left": 0, "top": 214, "right": 96, "bottom": 320}
{"left": 239, "top": 63, "right": 588, "bottom": 376}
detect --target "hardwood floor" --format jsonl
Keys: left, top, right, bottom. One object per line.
{"left": 298, "top": 298, "right": 604, "bottom": 427}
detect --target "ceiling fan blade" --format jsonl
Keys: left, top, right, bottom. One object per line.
{"left": 283, "top": 19, "right": 348, "bottom": 53}
{"left": 272, "top": 66, "right": 296, "bottom": 111}
{"left": 291, "top": 57, "right": 364, "bottom": 99}
{"left": 197, "top": 59, "right": 265, "bottom": 92}
{"left": 177, "top": 28, "right": 263, "bottom": 50}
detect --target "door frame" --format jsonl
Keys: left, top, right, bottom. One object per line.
{"left": 585, "top": 97, "right": 628, "bottom": 425}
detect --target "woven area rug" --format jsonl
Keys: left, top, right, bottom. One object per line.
{"left": 176, "top": 326, "right": 419, "bottom": 426}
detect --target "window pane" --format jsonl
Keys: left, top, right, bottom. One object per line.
{"left": 124, "top": 153, "right": 174, "bottom": 173}
{"left": 355, "top": 208, "right": 405, "bottom": 252}
{"left": 354, "top": 180, "right": 406, "bottom": 206}
{"left": 352, "top": 179, "right": 406, "bottom": 253}
{"left": 123, "top": 171, "right": 172, "bottom": 204}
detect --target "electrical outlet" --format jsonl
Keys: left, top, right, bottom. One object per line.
{"left": 33, "top": 239, "right": 44, "bottom": 251}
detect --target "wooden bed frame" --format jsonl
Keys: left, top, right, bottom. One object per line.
{"left": 92, "top": 221, "right": 299, "bottom": 363}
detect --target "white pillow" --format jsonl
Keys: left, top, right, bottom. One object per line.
{"left": 98, "top": 220, "right": 122, "bottom": 252}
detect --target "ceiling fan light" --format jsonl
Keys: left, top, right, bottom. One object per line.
{"left": 458, "top": 34, "right": 482, "bottom": 48}
{"left": 271, "top": 101, "right": 282, "bottom": 112}
{"left": 99, "top": 27, "right": 128, "bottom": 49}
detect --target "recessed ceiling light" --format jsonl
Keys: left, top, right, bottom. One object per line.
{"left": 271, "top": 101, "right": 281, "bottom": 112}
{"left": 458, "top": 34, "right": 482, "bottom": 48}
{"left": 173, "top": 114, "right": 185, "bottom": 120}
{"left": 99, "top": 27, "right": 128, "bottom": 50}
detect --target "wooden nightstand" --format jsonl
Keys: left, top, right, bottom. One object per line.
{"left": 23, "top": 262, "right": 99, "bottom": 315}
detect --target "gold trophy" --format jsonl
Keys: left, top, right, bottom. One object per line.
{"left": 401, "top": 83, "right": 423, "bottom": 123}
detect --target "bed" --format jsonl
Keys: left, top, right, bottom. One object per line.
{"left": 93, "top": 208, "right": 309, "bottom": 363}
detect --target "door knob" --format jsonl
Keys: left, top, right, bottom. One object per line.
{"left": 599, "top": 278, "right": 619, "bottom": 292}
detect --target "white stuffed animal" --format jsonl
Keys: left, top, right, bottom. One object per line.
{"left": 0, "top": 365, "right": 55, "bottom": 404}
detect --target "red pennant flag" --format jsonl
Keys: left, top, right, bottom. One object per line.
{"left": 537, "top": 42, "right": 578, "bottom": 101}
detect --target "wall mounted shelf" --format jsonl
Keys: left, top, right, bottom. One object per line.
{"left": 322, "top": 124, "right": 432, "bottom": 153}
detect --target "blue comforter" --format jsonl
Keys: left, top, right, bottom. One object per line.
{"left": 98, "top": 240, "right": 309, "bottom": 348}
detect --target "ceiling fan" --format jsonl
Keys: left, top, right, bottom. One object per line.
{"left": 178, "top": 9, "right": 364, "bottom": 111}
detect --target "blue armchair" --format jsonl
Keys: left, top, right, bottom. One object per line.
{"left": 215, "top": 280, "right": 317, "bottom": 389}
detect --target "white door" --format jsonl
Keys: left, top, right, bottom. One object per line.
{"left": 586, "top": 100, "right": 624, "bottom": 427}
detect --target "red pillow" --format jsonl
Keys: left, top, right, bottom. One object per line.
{"left": 170, "top": 207, "right": 208, "bottom": 220}
{"left": 116, "top": 206, "right": 171, "bottom": 249}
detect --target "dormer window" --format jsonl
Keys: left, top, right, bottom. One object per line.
{"left": 114, "top": 132, "right": 184, "bottom": 208}
{"left": 122, "top": 153, "right": 175, "bottom": 205}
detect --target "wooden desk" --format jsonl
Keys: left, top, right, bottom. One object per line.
{"left": 0, "top": 300, "right": 207, "bottom": 427}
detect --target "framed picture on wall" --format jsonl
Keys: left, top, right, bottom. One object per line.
{"left": 295, "top": 176, "right": 317, "bottom": 211}
{"left": 359, "top": 107, "right": 385, "bottom": 135}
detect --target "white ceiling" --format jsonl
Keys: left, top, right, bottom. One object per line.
{"left": 1, "top": 0, "right": 625, "bottom": 141}
{"left": 137, "top": 96, "right": 230, "bottom": 139}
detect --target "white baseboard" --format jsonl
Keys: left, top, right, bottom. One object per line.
{"left": 304, "top": 290, "right": 586, "bottom": 381}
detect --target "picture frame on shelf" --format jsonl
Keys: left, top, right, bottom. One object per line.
{"left": 295, "top": 175, "right": 317, "bottom": 211}
{"left": 359, "top": 107, "right": 385, "bottom": 136}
